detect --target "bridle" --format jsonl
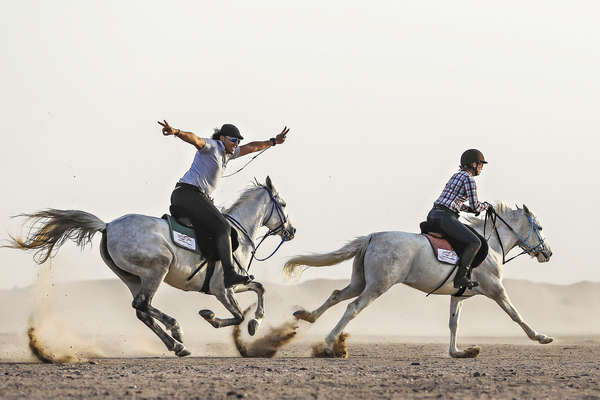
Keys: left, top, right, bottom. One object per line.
{"left": 484, "top": 206, "right": 549, "bottom": 264}
{"left": 223, "top": 185, "right": 291, "bottom": 272}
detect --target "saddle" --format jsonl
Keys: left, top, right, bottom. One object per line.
{"left": 162, "top": 205, "right": 240, "bottom": 260}
{"left": 419, "top": 221, "right": 488, "bottom": 268}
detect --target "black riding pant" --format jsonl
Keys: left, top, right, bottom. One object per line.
{"left": 427, "top": 206, "right": 481, "bottom": 269}
{"left": 170, "top": 183, "right": 235, "bottom": 272}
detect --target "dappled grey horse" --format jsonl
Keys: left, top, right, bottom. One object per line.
{"left": 285, "top": 203, "right": 553, "bottom": 358}
{"left": 7, "top": 177, "right": 295, "bottom": 357}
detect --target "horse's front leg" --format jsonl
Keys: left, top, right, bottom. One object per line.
{"left": 199, "top": 289, "right": 244, "bottom": 329}
{"left": 233, "top": 281, "right": 265, "bottom": 336}
{"left": 487, "top": 282, "right": 554, "bottom": 344}
{"left": 448, "top": 296, "right": 480, "bottom": 358}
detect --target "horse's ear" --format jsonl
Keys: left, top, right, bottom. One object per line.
{"left": 523, "top": 204, "right": 531, "bottom": 215}
{"left": 515, "top": 204, "right": 521, "bottom": 210}
{"left": 265, "top": 176, "right": 273, "bottom": 190}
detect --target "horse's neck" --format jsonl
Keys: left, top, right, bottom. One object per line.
{"left": 228, "top": 191, "right": 269, "bottom": 245}
{"left": 482, "top": 211, "right": 527, "bottom": 258}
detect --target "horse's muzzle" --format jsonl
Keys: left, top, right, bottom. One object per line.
{"left": 537, "top": 249, "right": 552, "bottom": 262}
{"left": 283, "top": 226, "right": 296, "bottom": 240}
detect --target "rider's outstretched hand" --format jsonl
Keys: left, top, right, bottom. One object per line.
{"left": 158, "top": 120, "right": 176, "bottom": 136}
{"left": 275, "top": 126, "right": 290, "bottom": 145}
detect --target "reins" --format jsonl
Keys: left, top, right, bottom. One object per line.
{"left": 223, "top": 148, "right": 270, "bottom": 178}
{"left": 483, "top": 207, "right": 547, "bottom": 265}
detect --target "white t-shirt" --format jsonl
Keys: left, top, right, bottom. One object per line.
{"left": 179, "top": 139, "right": 240, "bottom": 195}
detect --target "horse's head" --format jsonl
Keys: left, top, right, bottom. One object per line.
{"left": 261, "top": 176, "right": 296, "bottom": 241}
{"left": 514, "top": 204, "right": 552, "bottom": 263}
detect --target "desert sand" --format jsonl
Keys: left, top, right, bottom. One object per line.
{"left": 1, "top": 337, "right": 599, "bottom": 399}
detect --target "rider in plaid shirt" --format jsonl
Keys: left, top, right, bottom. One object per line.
{"left": 435, "top": 170, "right": 488, "bottom": 215}
{"left": 427, "top": 149, "right": 489, "bottom": 290}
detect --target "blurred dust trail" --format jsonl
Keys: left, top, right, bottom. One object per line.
{"left": 27, "top": 326, "right": 78, "bottom": 363}
{"left": 26, "top": 263, "right": 101, "bottom": 363}
{"left": 233, "top": 307, "right": 299, "bottom": 357}
{"left": 312, "top": 333, "right": 349, "bottom": 358}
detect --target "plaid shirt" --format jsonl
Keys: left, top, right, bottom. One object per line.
{"left": 434, "top": 170, "right": 488, "bottom": 214}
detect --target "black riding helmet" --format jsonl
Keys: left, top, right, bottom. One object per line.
{"left": 220, "top": 124, "right": 244, "bottom": 140}
{"left": 460, "top": 149, "right": 487, "bottom": 169}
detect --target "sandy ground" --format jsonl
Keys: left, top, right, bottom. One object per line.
{"left": 1, "top": 336, "right": 599, "bottom": 400}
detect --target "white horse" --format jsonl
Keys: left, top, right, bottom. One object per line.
{"left": 285, "top": 203, "right": 553, "bottom": 358}
{"left": 7, "top": 177, "right": 295, "bottom": 357}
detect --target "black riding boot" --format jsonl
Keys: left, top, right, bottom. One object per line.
{"left": 216, "top": 233, "right": 252, "bottom": 288}
{"left": 453, "top": 262, "right": 478, "bottom": 289}
{"left": 223, "top": 265, "right": 252, "bottom": 288}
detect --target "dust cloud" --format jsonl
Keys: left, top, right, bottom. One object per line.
{"left": 26, "top": 263, "right": 102, "bottom": 363}
{"left": 1, "top": 272, "right": 599, "bottom": 361}
{"left": 312, "top": 332, "right": 349, "bottom": 358}
{"left": 233, "top": 306, "right": 299, "bottom": 357}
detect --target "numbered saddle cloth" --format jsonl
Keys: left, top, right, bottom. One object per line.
{"left": 424, "top": 233, "right": 460, "bottom": 265}
{"left": 418, "top": 221, "right": 489, "bottom": 268}
{"left": 163, "top": 214, "right": 203, "bottom": 254}
{"left": 161, "top": 213, "right": 239, "bottom": 259}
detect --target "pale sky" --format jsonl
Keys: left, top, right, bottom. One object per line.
{"left": 1, "top": 1, "right": 599, "bottom": 289}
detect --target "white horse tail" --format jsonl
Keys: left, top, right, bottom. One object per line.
{"left": 4, "top": 209, "right": 107, "bottom": 264}
{"left": 284, "top": 235, "right": 372, "bottom": 280}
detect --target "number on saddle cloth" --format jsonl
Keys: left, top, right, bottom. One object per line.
{"left": 418, "top": 221, "right": 489, "bottom": 268}
{"left": 162, "top": 206, "right": 240, "bottom": 260}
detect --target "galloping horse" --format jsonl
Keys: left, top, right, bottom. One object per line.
{"left": 285, "top": 203, "right": 552, "bottom": 358}
{"left": 7, "top": 177, "right": 295, "bottom": 357}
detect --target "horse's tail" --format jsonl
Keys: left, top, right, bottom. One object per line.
{"left": 4, "top": 209, "right": 107, "bottom": 264}
{"left": 283, "top": 235, "right": 372, "bottom": 280}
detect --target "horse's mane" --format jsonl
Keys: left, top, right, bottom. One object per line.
{"left": 464, "top": 201, "right": 514, "bottom": 229}
{"left": 226, "top": 182, "right": 266, "bottom": 213}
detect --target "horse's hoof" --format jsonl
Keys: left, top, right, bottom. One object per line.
{"left": 450, "top": 346, "right": 480, "bottom": 358}
{"left": 538, "top": 335, "right": 554, "bottom": 344}
{"left": 293, "top": 310, "right": 315, "bottom": 323}
{"left": 174, "top": 343, "right": 191, "bottom": 357}
{"left": 176, "top": 348, "right": 191, "bottom": 357}
{"left": 248, "top": 319, "right": 259, "bottom": 336}
{"left": 199, "top": 310, "right": 215, "bottom": 320}
{"left": 464, "top": 346, "right": 480, "bottom": 358}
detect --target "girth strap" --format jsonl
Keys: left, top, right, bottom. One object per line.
{"left": 186, "top": 259, "right": 216, "bottom": 294}
{"left": 187, "top": 259, "right": 208, "bottom": 282}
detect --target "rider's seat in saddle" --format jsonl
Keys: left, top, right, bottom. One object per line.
{"left": 419, "top": 221, "right": 488, "bottom": 268}
{"left": 162, "top": 205, "right": 240, "bottom": 260}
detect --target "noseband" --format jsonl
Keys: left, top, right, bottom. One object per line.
{"left": 224, "top": 186, "right": 290, "bottom": 272}
{"left": 484, "top": 207, "right": 548, "bottom": 264}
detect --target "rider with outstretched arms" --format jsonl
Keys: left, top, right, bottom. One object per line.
{"left": 159, "top": 120, "right": 289, "bottom": 288}
{"left": 427, "top": 149, "right": 490, "bottom": 289}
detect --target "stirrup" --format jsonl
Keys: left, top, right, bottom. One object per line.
{"left": 224, "top": 273, "right": 252, "bottom": 288}
{"left": 453, "top": 277, "right": 479, "bottom": 289}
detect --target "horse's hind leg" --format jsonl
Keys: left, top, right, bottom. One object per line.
{"left": 101, "top": 236, "right": 187, "bottom": 352}
{"left": 322, "top": 283, "right": 389, "bottom": 354}
{"left": 448, "top": 297, "right": 480, "bottom": 358}
{"left": 132, "top": 275, "right": 190, "bottom": 357}
{"left": 144, "top": 305, "right": 185, "bottom": 343}
{"left": 121, "top": 258, "right": 189, "bottom": 357}
{"left": 294, "top": 252, "right": 366, "bottom": 323}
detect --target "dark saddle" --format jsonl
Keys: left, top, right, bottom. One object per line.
{"left": 419, "top": 221, "right": 488, "bottom": 268}
{"left": 162, "top": 205, "right": 239, "bottom": 260}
